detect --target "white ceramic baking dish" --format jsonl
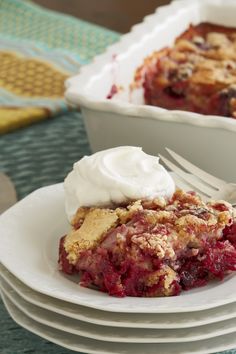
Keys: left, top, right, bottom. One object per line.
{"left": 65, "top": 0, "right": 236, "bottom": 182}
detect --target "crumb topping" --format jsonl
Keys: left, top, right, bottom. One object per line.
{"left": 64, "top": 208, "right": 118, "bottom": 264}
{"left": 64, "top": 189, "right": 235, "bottom": 265}
{"left": 131, "top": 233, "right": 176, "bottom": 259}
{"left": 145, "top": 265, "right": 179, "bottom": 296}
{"left": 59, "top": 188, "right": 236, "bottom": 297}
{"left": 133, "top": 23, "right": 236, "bottom": 118}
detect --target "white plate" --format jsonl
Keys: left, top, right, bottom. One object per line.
{"left": 1, "top": 290, "right": 236, "bottom": 354}
{"left": 1, "top": 264, "right": 236, "bottom": 330}
{"left": 0, "top": 183, "right": 235, "bottom": 313}
{"left": 1, "top": 277, "right": 236, "bottom": 344}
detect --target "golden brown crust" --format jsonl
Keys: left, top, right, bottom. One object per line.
{"left": 65, "top": 200, "right": 146, "bottom": 264}
{"left": 145, "top": 265, "right": 179, "bottom": 296}
{"left": 131, "top": 233, "right": 176, "bottom": 259}
{"left": 64, "top": 208, "right": 118, "bottom": 264}
{"left": 64, "top": 190, "right": 235, "bottom": 266}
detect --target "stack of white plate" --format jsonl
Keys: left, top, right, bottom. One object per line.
{"left": 0, "top": 183, "right": 236, "bottom": 354}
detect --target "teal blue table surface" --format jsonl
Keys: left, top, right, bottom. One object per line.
{"left": 0, "top": 1, "right": 235, "bottom": 354}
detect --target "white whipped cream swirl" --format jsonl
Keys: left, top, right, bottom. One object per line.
{"left": 64, "top": 146, "right": 175, "bottom": 220}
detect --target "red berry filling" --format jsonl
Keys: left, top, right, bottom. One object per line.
{"left": 59, "top": 190, "right": 236, "bottom": 297}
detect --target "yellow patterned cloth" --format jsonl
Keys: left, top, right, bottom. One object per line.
{"left": 0, "top": 108, "right": 50, "bottom": 133}
{"left": 0, "top": 51, "right": 69, "bottom": 133}
{"left": 0, "top": 0, "right": 119, "bottom": 134}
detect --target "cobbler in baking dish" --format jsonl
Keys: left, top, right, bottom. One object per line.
{"left": 133, "top": 23, "right": 236, "bottom": 118}
{"left": 59, "top": 189, "right": 236, "bottom": 297}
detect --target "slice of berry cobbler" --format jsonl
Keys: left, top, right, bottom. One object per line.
{"left": 59, "top": 189, "right": 236, "bottom": 297}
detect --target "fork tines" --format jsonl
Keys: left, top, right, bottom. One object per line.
{"left": 159, "top": 149, "right": 225, "bottom": 199}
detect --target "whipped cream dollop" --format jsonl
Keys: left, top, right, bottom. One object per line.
{"left": 64, "top": 146, "right": 175, "bottom": 220}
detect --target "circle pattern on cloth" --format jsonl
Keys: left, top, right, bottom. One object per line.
{"left": 0, "top": 51, "right": 69, "bottom": 98}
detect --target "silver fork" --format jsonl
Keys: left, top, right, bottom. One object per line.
{"left": 159, "top": 148, "right": 236, "bottom": 207}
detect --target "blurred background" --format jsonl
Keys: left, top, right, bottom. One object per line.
{"left": 34, "top": 0, "right": 171, "bottom": 33}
